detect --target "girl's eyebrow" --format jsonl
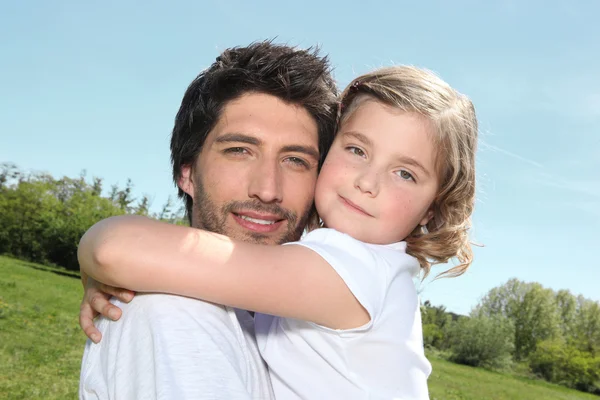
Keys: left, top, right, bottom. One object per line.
{"left": 344, "top": 131, "right": 432, "bottom": 177}
{"left": 343, "top": 130, "right": 432, "bottom": 177}
{"left": 395, "top": 156, "right": 431, "bottom": 178}
{"left": 343, "top": 131, "right": 373, "bottom": 147}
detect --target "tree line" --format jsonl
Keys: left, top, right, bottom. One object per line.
{"left": 422, "top": 278, "right": 600, "bottom": 394}
{"left": 0, "top": 163, "right": 185, "bottom": 272}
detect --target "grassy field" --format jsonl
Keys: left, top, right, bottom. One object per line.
{"left": 427, "top": 355, "right": 598, "bottom": 399}
{"left": 1, "top": 255, "right": 598, "bottom": 399}
{"left": 1, "top": 256, "right": 84, "bottom": 399}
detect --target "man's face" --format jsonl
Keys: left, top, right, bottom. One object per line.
{"left": 179, "top": 92, "right": 320, "bottom": 245}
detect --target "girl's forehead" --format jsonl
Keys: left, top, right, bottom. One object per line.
{"left": 339, "top": 104, "right": 438, "bottom": 171}
{"left": 340, "top": 101, "right": 433, "bottom": 139}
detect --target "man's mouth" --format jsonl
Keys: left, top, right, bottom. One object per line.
{"left": 238, "top": 215, "right": 276, "bottom": 225}
{"left": 231, "top": 211, "right": 286, "bottom": 233}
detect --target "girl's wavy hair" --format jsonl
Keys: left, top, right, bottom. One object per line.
{"left": 338, "top": 66, "right": 478, "bottom": 279}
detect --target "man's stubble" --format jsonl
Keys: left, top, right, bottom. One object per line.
{"left": 191, "top": 177, "right": 312, "bottom": 245}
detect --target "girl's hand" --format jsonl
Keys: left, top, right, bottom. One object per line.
{"left": 79, "top": 276, "right": 135, "bottom": 343}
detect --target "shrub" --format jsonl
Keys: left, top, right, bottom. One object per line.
{"left": 529, "top": 339, "right": 600, "bottom": 393}
{"left": 447, "top": 315, "right": 514, "bottom": 369}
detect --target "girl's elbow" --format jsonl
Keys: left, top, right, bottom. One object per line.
{"left": 91, "top": 238, "right": 116, "bottom": 272}
{"left": 78, "top": 220, "right": 121, "bottom": 276}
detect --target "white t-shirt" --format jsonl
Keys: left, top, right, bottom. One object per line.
{"left": 80, "top": 294, "right": 274, "bottom": 400}
{"left": 255, "top": 228, "right": 431, "bottom": 400}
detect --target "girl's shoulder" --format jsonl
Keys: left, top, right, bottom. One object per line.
{"left": 296, "top": 228, "right": 419, "bottom": 277}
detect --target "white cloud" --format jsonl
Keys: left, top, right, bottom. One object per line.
{"left": 479, "top": 141, "right": 544, "bottom": 168}
{"left": 530, "top": 173, "right": 600, "bottom": 199}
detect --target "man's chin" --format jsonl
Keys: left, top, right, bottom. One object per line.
{"left": 230, "top": 229, "right": 283, "bottom": 245}
{"left": 221, "top": 222, "right": 283, "bottom": 245}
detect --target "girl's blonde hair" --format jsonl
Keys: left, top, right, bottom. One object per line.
{"left": 338, "top": 66, "right": 478, "bottom": 278}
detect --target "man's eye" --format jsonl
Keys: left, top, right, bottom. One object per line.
{"left": 285, "top": 157, "right": 309, "bottom": 169}
{"left": 223, "top": 147, "right": 248, "bottom": 155}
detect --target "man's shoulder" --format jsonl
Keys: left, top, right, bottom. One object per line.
{"left": 120, "top": 293, "right": 227, "bottom": 314}
{"left": 90, "top": 294, "right": 252, "bottom": 362}
{"left": 112, "top": 293, "right": 239, "bottom": 332}
{"left": 81, "top": 295, "right": 269, "bottom": 400}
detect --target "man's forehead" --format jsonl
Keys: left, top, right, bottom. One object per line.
{"left": 209, "top": 93, "right": 319, "bottom": 148}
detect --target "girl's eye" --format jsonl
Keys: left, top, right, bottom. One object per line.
{"left": 347, "top": 146, "right": 366, "bottom": 157}
{"left": 396, "top": 169, "right": 415, "bottom": 182}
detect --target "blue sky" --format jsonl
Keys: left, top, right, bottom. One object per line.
{"left": 1, "top": 1, "right": 598, "bottom": 315}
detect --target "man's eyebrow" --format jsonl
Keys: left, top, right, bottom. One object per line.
{"left": 343, "top": 131, "right": 373, "bottom": 147}
{"left": 214, "top": 133, "right": 262, "bottom": 146}
{"left": 281, "top": 145, "right": 320, "bottom": 161}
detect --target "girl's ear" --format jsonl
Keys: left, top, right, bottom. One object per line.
{"left": 419, "top": 208, "right": 434, "bottom": 227}
{"left": 177, "top": 165, "right": 195, "bottom": 199}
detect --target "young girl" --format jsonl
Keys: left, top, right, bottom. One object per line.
{"left": 79, "top": 66, "right": 478, "bottom": 399}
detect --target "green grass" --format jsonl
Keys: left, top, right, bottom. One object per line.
{"left": 1, "top": 255, "right": 598, "bottom": 399}
{"left": 428, "top": 356, "right": 598, "bottom": 399}
{"left": 0, "top": 256, "right": 85, "bottom": 399}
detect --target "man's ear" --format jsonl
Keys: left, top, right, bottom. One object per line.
{"left": 177, "top": 165, "right": 195, "bottom": 199}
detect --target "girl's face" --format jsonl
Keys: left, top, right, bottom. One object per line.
{"left": 315, "top": 100, "right": 440, "bottom": 244}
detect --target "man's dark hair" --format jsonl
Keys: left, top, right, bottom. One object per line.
{"left": 170, "top": 40, "right": 338, "bottom": 224}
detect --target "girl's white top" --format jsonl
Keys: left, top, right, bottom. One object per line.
{"left": 255, "top": 228, "right": 431, "bottom": 400}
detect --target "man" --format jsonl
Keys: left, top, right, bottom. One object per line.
{"left": 78, "top": 41, "right": 338, "bottom": 399}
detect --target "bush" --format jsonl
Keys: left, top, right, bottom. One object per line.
{"left": 423, "top": 323, "right": 444, "bottom": 349}
{"left": 0, "top": 176, "right": 125, "bottom": 271}
{"left": 447, "top": 315, "right": 514, "bottom": 369}
{"left": 529, "top": 339, "right": 600, "bottom": 393}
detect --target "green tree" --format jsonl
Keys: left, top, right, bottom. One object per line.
{"left": 158, "top": 196, "right": 174, "bottom": 220}
{"left": 135, "top": 194, "right": 151, "bottom": 216}
{"left": 116, "top": 178, "right": 136, "bottom": 212}
{"left": 0, "top": 169, "right": 125, "bottom": 270}
{"left": 0, "top": 176, "right": 64, "bottom": 261}
{"left": 446, "top": 314, "right": 515, "bottom": 369}
{"left": 0, "top": 162, "right": 20, "bottom": 190}
{"left": 421, "top": 301, "right": 454, "bottom": 349}
{"left": 530, "top": 338, "right": 600, "bottom": 393}
{"left": 474, "top": 279, "right": 560, "bottom": 360}
{"left": 555, "top": 289, "right": 578, "bottom": 340}
{"left": 572, "top": 298, "right": 600, "bottom": 356}
{"left": 91, "top": 177, "right": 103, "bottom": 196}
{"left": 44, "top": 176, "right": 125, "bottom": 270}
{"left": 156, "top": 196, "right": 187, "bottom": 225}
{"left": 1, "top": 164, "right": 187, "bottom": 270}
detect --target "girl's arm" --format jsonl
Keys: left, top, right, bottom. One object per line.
{"left": 78, "top": 215, "right": 369, "bottom": 329}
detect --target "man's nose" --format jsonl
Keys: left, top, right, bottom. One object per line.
{"left": 247, "top": 159, "right": 283, "bottom": 203}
